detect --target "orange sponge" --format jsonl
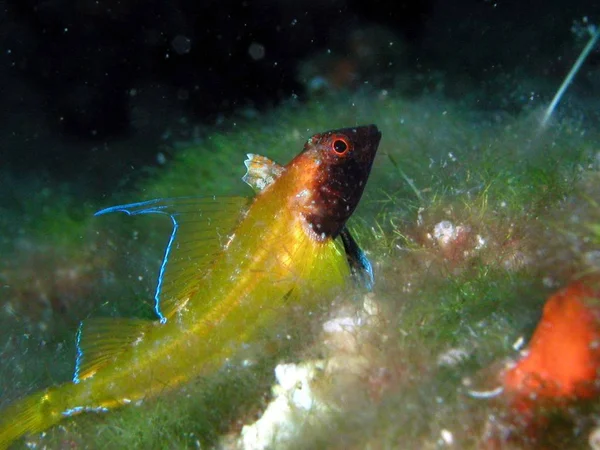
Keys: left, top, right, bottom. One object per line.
{"left": 503, "top": 277, "right": 600, "bottom": 404}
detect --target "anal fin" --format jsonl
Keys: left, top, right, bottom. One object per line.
{"left": 73, "top": 318, "right": 153, "bottom": 383}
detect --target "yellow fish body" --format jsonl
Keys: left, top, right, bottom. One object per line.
{"left": 0, "top": 125, "right": 381, "bottom": 448}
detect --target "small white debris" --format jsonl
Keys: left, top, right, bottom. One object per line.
{"left": 589, "top": 425, "right": 600, "bottom": 450}
{"left": 512, "top": 336, "right": 525, "bottom": 351}
{"left": 437, "top": 348, "right": 468, "bottom": 367}
{"left": 322, "top": 316, "right": 362, "bottom": 333}
{"left": 417, "top": 207, "right": 425, "bottom": 226}
{"left": 238, "top": 361, "right": 327, "bottom": 450}
{"left": 432, "top": 220, "right": 465, "bottom": 248}
{"left": 465, "top": 385, "right": 504, "bottom": 399}
{"left": 321, "top": 294, "right": 382, "bottom": 353}
{"left": 475, "top": 234, "right": 486, "bottom": 250}
{"left": 440, "top": 429, "right": 454, "bottom": 445}
{"left": 362, "top": 293, "right": 380, "bottom": 317}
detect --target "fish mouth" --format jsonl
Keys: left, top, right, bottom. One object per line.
{"left": 349, "top": 124, "right": 381, "bottom": 163}
{"left": 367, "top": 124, "right": 382, "bottom": 153}
{"left": 366, "top": 124, "right": 382, "bottom": 145}
{"left": 353, "top": 124, "right": 381, "bottom": 171}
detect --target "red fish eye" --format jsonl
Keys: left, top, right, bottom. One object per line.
{"left": 332, "top": 138, "right": 349, "bottom": 155}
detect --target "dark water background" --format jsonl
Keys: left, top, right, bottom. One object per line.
{"left": 1, "top": 0, "right": 598, "bottom": 194}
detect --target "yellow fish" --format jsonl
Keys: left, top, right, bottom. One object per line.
{"left": 0, "top": 125, "right": 381, "bottom": 448}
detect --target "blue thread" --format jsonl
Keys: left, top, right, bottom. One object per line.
{"left": 94, "top": 198, "right": 165, "bottom": 217}
{"left": 95, "top": 199, "right": 183, "bottom": 322}
{"left": 72, "top": 321, "right": 85, "bottom": 383}
{"left": 62, "top": 405, "right": 109, "bottom": 417}
{"left": 154, "top": 215, "right": 178, "bottom": 323}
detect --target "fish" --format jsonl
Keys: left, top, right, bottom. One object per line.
{"left": 0, "top": 124, "right": 381, "bottom": 448}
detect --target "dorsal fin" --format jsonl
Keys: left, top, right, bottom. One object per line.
{"left": 95, "top": 197, "right": 249, "bottom": 322}
{"left": 242, "top": 154, "right": 285, "bottom": 193}
{"left": 73, "top": 317, "right": 152, "bottom": 383}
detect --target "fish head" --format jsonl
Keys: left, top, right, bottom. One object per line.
{"left": 291, "top": 124, "right": 381, "bottom": 240}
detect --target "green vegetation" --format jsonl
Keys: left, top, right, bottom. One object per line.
{"left": 1, "top": 87, "right": 599, "bottom": 449}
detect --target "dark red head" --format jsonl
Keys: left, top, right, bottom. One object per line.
{"left": 290, "top": 124, "right": 381, "bottom": 240}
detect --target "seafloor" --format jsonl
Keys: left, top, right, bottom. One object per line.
{"left": 1, "top": 41, "right": 600, "bottom": 450}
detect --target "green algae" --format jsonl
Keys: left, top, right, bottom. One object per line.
{"left": 1, "top": 87, "right": 599, "bottom": 449}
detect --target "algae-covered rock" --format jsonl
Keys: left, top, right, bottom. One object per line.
{"left": 1, "top": 87, "right": 600, "bottom": 449}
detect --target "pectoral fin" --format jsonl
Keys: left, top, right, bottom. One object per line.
{"left": 339, "top": 228, "right": 374, "bottom": 291}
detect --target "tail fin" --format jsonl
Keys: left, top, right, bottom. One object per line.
{"left": 0, "top": 385, "right": 72, "bottom": 450}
